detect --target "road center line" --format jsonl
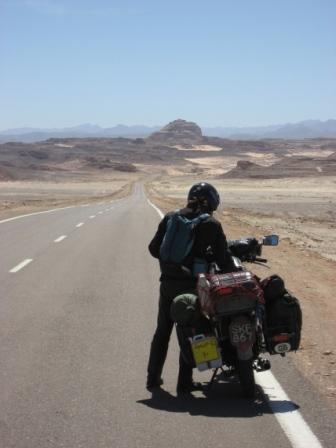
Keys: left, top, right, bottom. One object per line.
{"left": 0, "top": 206, "right": 75, "bottom": 224}
{"left": 9, "top": 259, "right": 33, "bottom": 273}
{"left": 98, "top": 211, "right": 103, "bottom": 215}
{"left": 147, "top": 197, "right": 323, "bottom": 448}
{"left": 54, "top": 235, "right": 67, "bottom": 243}
{"left": 89, "top": 215, "right": 96, "bottom": 219}
{"left": 76, "top": 222, "right": 84, "bottom": 228}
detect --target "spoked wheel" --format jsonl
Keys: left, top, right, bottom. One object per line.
{"left": 237, "top": 358, "right": 256, "bottom": 398}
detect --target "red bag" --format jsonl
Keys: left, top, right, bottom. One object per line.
{"left": 198, "top": 271, "right": 264, "bottom": 316}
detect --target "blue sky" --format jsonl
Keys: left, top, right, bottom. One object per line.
{"left": 0, "top": 0, "right": 335, "bottom": 129}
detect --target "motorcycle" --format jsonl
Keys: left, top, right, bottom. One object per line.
{"left": 174, "top": 234, "right": 285, "bottom": 398}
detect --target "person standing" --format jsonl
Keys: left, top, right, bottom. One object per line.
{"left": 146, "top": 182, "right": 234, "bottom": 393}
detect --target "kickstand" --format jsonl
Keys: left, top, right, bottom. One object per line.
{"left": 207, "top": 366, "right": 227, "bottom": 390}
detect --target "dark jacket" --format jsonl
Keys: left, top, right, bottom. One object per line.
{"left": 148, "top": 207, "right": 234, "bottom": 281}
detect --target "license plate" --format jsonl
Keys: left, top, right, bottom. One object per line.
{"left": 230, "top": 322, "right": 254, "bottom": 345}
{"left": 191, "top": 337, "right": 221, "bottom": 365}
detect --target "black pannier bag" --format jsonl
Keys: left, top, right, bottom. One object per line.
{"left": 260, "top": 274, "right": 286, "bottom": 302}
{"left": 264, "top": 290, "right": 302, "bottom": 355}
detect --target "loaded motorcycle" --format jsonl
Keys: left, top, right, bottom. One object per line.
{"left": 172, "top": 235, "right": 302, "bottom": 397}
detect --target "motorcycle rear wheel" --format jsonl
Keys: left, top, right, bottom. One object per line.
{"left": 237, "top": 359, "right": 256, "bottom": 398}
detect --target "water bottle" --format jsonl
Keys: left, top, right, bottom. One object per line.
{"left": 197, "top": 273, "right": 210, "bottom": 311}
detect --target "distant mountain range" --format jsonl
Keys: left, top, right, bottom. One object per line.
{"left": 0, "top": 124, "right": 159, "bottom": 142}
{"left": 1, "top": 119, "right": 336, "bottom": 143}
{"left": 204, "top": 119, "right": 336, "bottom": 139}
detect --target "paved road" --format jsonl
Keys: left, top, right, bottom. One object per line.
{"left": 0, "top": 185, "right": 334, "bottom": 448}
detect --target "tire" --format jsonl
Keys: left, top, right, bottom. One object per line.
{"left": 237, "top": 359, "right": 256, "bottom": 398}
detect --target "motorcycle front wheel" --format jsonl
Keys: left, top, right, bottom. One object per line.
{"left": 237, "top": 359, "right": 256, "bottom": 398}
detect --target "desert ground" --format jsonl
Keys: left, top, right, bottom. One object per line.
{"left": 1, "top": 121, "right": 335, "bottom": 410}
{"left": 147, "top": 175, "right": 336, "bottom": 410}
{"left": 149, "top": 176, "right": 336, "bottom": 262}
{"left": 0, "top": 174, "right": 137, "bottom": 221}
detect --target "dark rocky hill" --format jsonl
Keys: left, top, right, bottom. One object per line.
{"left": 147, "top": 119, "right": 202, "bottom": 144}
{"left": 223, "top": 155, "right": 336, "bottom": 179}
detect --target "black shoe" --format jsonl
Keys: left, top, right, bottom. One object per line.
{"left": 176, "top": 381, "right": 203, "bottom": 395}
{"left": 146, "top": 376, "right": 163, "bottom": 391}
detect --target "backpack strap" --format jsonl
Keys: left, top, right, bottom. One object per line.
{"left": 192, "top": 213, "right": 210, "bottom": 226}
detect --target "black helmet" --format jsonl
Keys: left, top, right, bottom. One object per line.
{"left": 187, "top": 182, "right": 220, "bottom": 211}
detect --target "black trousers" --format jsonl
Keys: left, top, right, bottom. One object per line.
{"left": 147, "top": 278, "right": 196, "bottom": 386}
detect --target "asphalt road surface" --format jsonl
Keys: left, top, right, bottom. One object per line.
{"left": 0, "top": 185, "right": 334, "bottom": 448}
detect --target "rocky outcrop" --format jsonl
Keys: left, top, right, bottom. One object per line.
{"left": 148, "top": 119, "right": 202, "bottom": 144}
{"left": 223, "top": 160, "right": 265, "bottom": 178}
{"left": 0, "top": 165, "right": 14, "bottom": 180}
{"left": 85, "top": 157, "right": 137, "bottom": 172}
{"left": 223, "top": 155, "right": 336, "bottom": 179}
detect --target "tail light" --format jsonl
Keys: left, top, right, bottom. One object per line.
{"left": 272, "top": 334, "right": 290, "bottom": 342}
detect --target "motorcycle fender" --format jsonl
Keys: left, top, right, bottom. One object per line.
{"left": 229, "top": 316, "right": 256, "bottom": 361}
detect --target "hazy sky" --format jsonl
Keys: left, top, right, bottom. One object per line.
{"left": 1, "top": 0, "right": 335, "bottom": 129}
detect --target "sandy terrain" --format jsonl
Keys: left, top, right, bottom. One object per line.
{"left": 243, "top": 152, "right": 281, "bottom": 164}
{"left": 288, "top": 149, "right": 334, "bottom": 157}
{"left": 185, "top": 156, "right": 239, "bottom": 175}
{"left": 147, "top": 176, "right": 336, "bottom": 410}
{"left": 54, "top": 143, "right": 75, "bottom": 148}
{"left": 174, "top": 144, "right": 223, "bottom": 152}
{"left": 0, "top": 176, "right": 136, "bottom": 221}
{"left": 182, "top": 150, "right": 283, "bottom": 177}
{"left": 149, "top": 177, "right": 336, "bottom": 261}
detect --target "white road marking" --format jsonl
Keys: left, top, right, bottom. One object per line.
{"left": 147, "top": 197, "right": 323, "bottom": 448}
{"left": 98, "top": 211, "right": 103, "bottom": 215}
{"left": 147, "top": 199, "right": 164, "bottom": 218}
{"left": 105, "top": 208, "right": 110, "bottom": 212}
{"left": 256, "top": 371, "right": 323, "bottom": 448}
{"left": 54, "top": 235, "right": 67, "bottom": 243}
{"left": 89, "top": 215, "right": 96, "bottom": 219}
{"left": 9, "top": 259, "right": 33, "bottom": 273}
{"left": 0, "top": 195, "right": 123, "bottom": 225}
{"left": 76, "top": 222, "right": 84, "bottom": 228}
{"left": 0, "top": 206, "right": 75, "bottom": 224}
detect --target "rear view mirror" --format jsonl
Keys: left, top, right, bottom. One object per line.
{"left": 263, "top": 235, "right": 279, "bottom": 246}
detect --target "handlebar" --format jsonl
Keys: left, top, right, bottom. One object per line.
{"left": 240, "top": 254, "right": 268, "bottom": 264}
{"left": 227, "top": 235, "right": 279, "bottom": 264}
{"left": 254, "top": 256, "right": 268, "bottom": 263}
